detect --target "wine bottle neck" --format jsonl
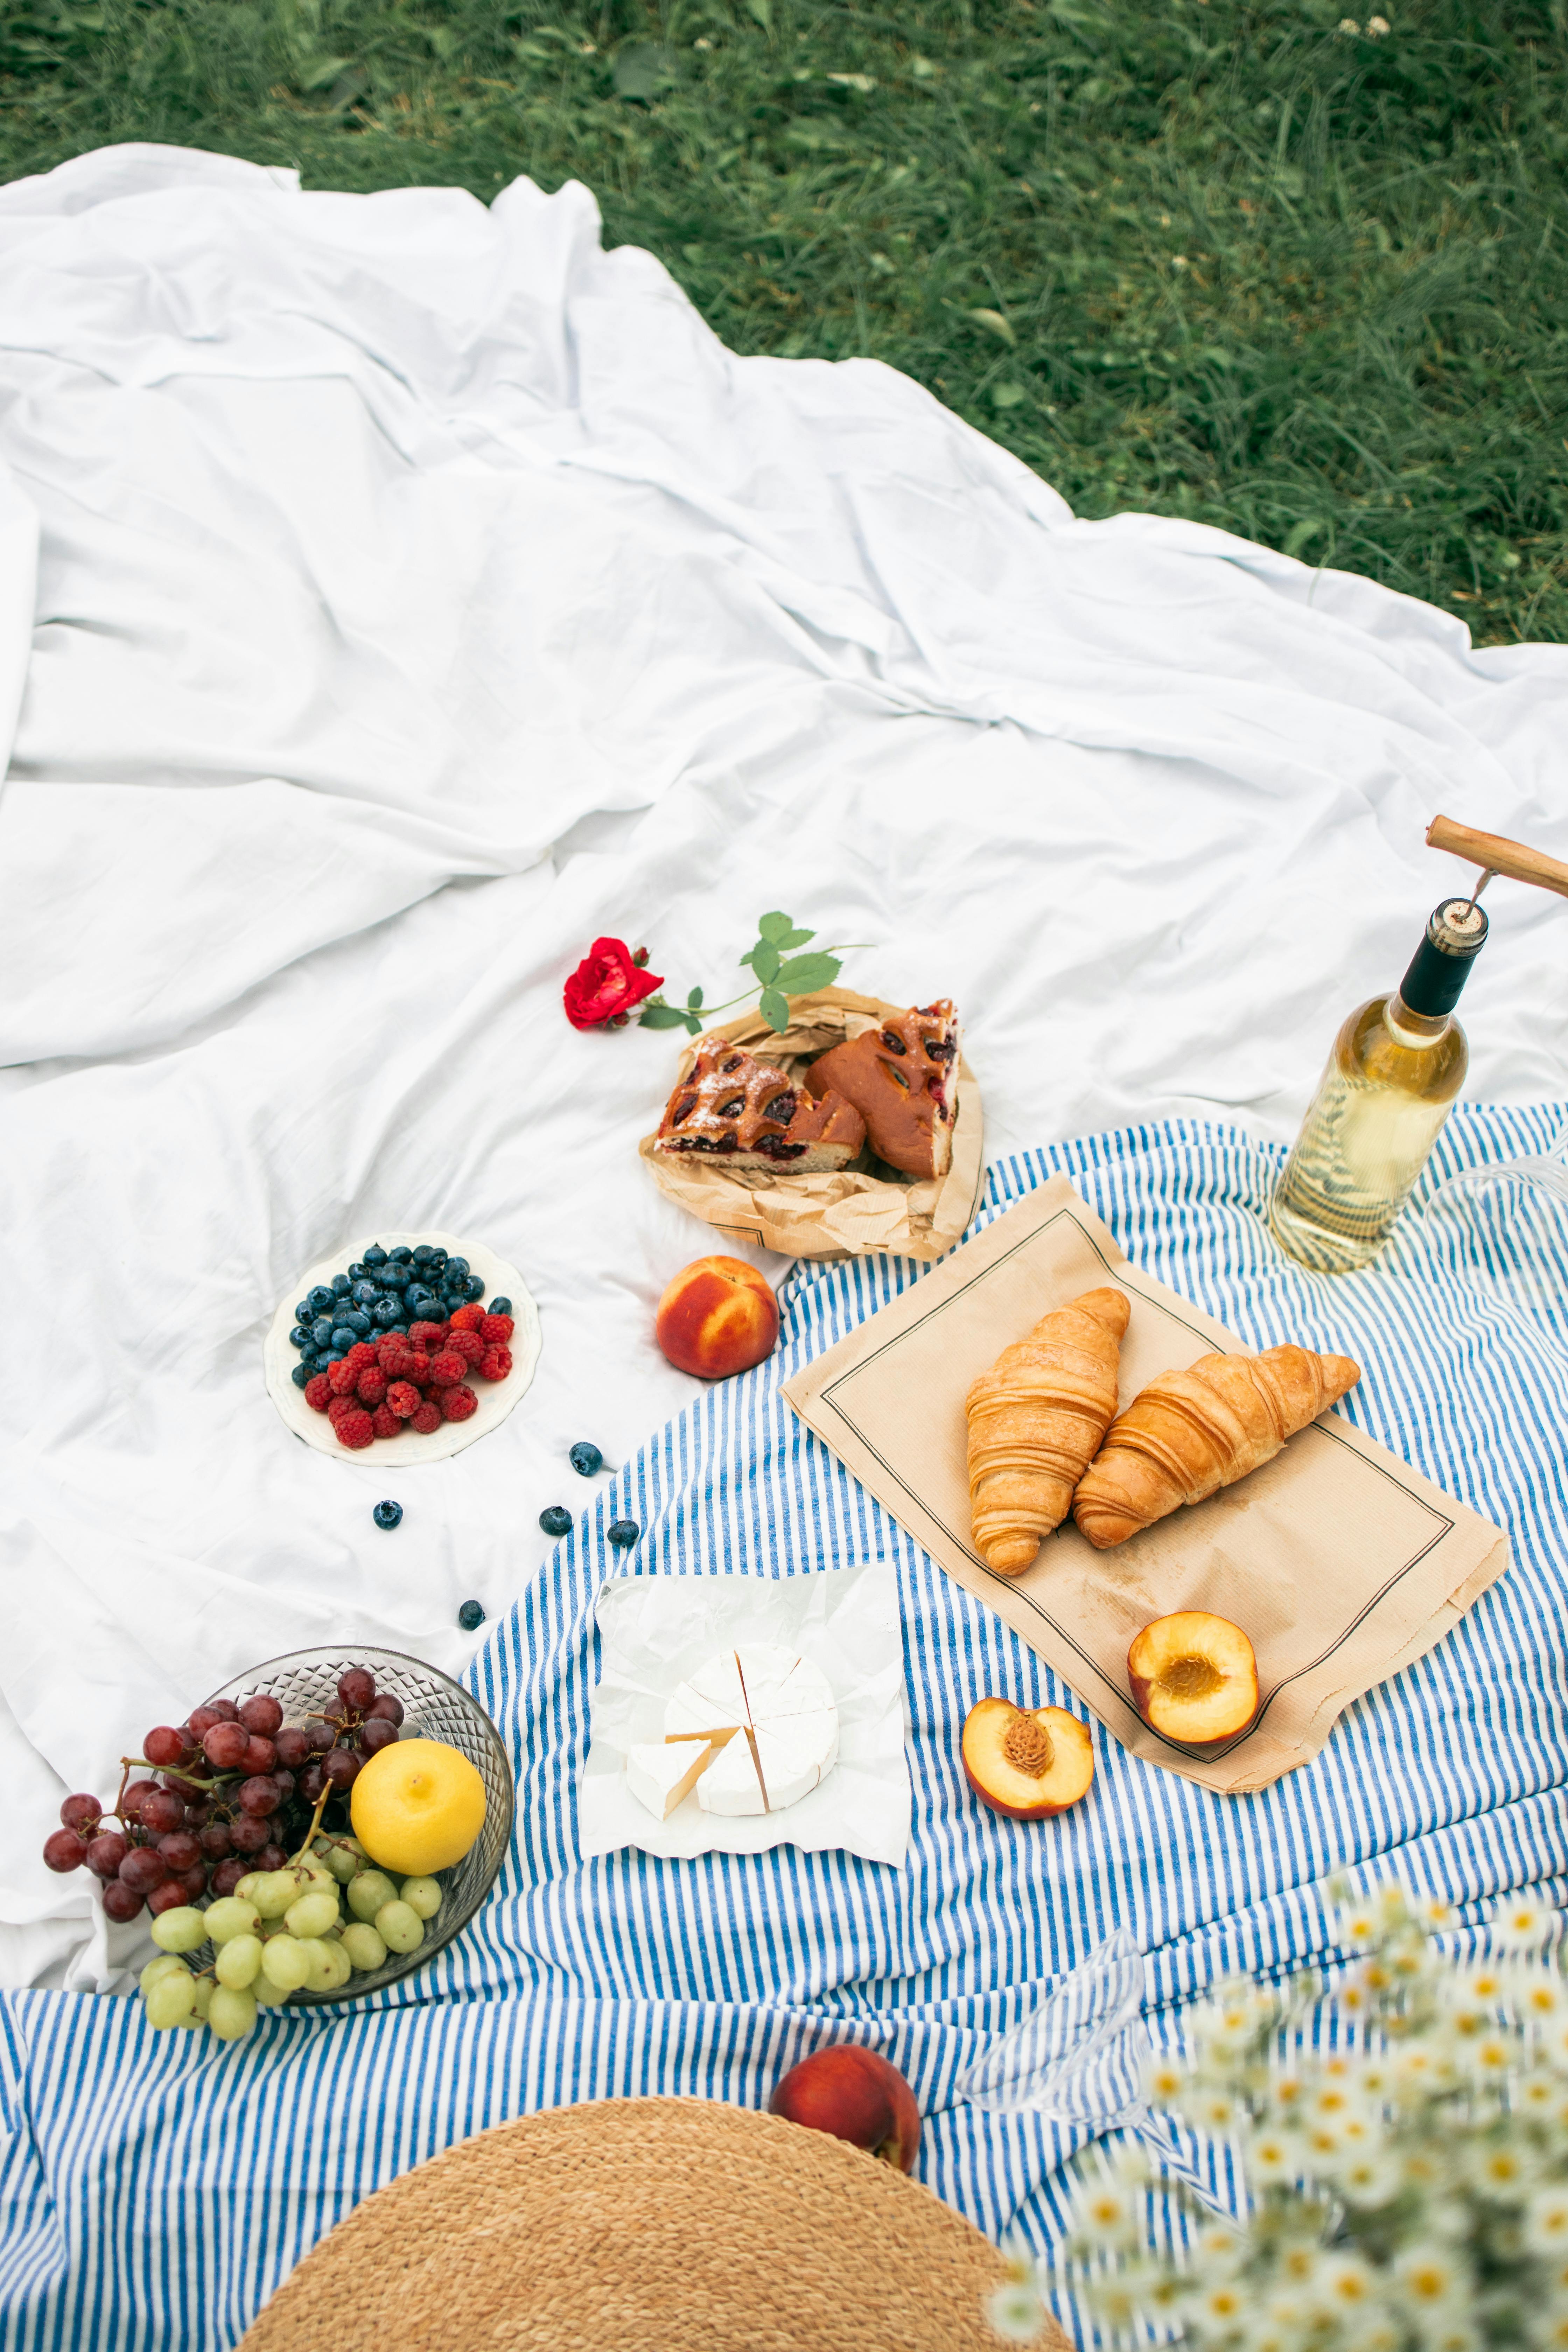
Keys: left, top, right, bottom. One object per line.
{"left": 1398, "top": 896, "right": 1488, "bottom": 1019}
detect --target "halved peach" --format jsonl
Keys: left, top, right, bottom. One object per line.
{"left": 961, "top": 1699, "right": 1095, "bottom": 1820}
{"left": 1127, "top": 1612, "right": 1260, "bottom": 1743}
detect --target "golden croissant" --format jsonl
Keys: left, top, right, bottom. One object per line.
{"left": 1071, "top": 1343, "right": 1361, "bottom": 1549}
{"left": 966, "top": 1287, "right": 1131, "bottom": 1575}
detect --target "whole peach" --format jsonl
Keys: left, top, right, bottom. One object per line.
{"left": 655, "top": 1255, "right": 779, "bottom": 1380}
{"left": 768, "top": 2045, "right": 920, "bottom": 2172}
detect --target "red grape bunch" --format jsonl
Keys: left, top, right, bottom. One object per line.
{"left": 42, "top": 1668, "right": 406, "bottom": 1926}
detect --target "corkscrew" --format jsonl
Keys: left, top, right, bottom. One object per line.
{"left": 1427, "top": 814, "right": 1568, "bottom": 916}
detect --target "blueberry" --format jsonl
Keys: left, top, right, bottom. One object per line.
{"left": 371, "top": 1297, "right": 401, "bottom": 1327}
{"left": 489, "top": 1296, "right": 513, "bottom": 1316}
{"left": 427, "top": 1248, "right": 448, "bottom": 1275}
{"left": 407, "top": 1291, "right": 436, "bottom": 1319}
{"left": 389, "top": 1245, "right": 412, "bottom": 1264}
{"left": 289, "top": 1325, "right": 310, "bottom": 1351}
{"left": 321, "top": 1351, "right": 343, "bottom": 1368}
{"left": 311, "top": 1317, "right": 335, "bottom": 1349}
{"left": 330, "top": 1325, "right": 358, "bottom": 1353}
{"left": 331, "top": 1272, "right": 351, "bottom": 1297}
{"left": 464, "top": 1275, "right": 485, "bottom": 1302}
{"left": 569, "top": 1442, "right": 603, "bottom": 1478}
{"left": 380, "top": 1262, "right": 411, "bottom": 1290}
{"left": 539, "top": 1506, "right": 572, "bottom": 1538}
{"left": 372, "top": 1499, "right": 403, "bottom": 1531}
{"left": 308, "top": 1285, "right": 335, "bottom": 1314}
{"left": 457, "top": 1599, "right": 485, "bottom": 1631}
{"left": 607, "top": 1519, "right": 640, "bottom": 1549}
{"left": 389, "top": 1322, "right": 408, "bottom": 1337}
{"left": 291, "top": 1364, "right": 312, "bottom": 1390}
{"left": 341, "top": 1310, "right": 371, "bottom": 1338}
{"left": 413, "top": 1245, "right": 435, "bottom": 1267}
{"left": 351, "top": 1280, "right": 379, "bottom": 1306}
{"left": 364, "top": 1244, "right": 387, "bottom": 1269}
{"left": 347, "top": 1262, "right": 368, "bottom": 1283}
{"left": 445, "top": 1256, "right": 470, "bottom": 1282}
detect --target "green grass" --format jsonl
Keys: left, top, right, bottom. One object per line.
{"left": 2, "top": 0, "right": 1565, "bottom": 642}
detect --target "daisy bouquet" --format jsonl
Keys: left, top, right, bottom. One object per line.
{"left": 992, "top": 1879, "right": 1568, "bottom": 2351}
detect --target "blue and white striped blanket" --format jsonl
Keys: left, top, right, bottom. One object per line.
{"left": 4, "top": 1108, "right": 1567, "bottom": 2351}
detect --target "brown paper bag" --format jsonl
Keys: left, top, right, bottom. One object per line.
{"left": 784, "top": 1176, "right": 1508, "bottom": 1793}
{"left": 638, "top": 989, "right": 985, "bottom": 1261}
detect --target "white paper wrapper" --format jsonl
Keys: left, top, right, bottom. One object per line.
{"left": 581, "top": 1560, "right": 910, "bottom": 1866}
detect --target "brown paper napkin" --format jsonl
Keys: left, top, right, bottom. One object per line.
{"left": 639, "top": 989, "right": 985, "bottom": 1262}
{"left": 784, "top": 1176, "right": 1509, "bottom": 1794}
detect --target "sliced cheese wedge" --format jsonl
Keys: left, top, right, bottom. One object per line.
{"left": 626, "top": 1738, "right": 714, "bottom": 1822}
{"left": 752, "top": 1711, "right": 839, "bottom": 1811}
{"left": 696, "top": 1726, "right": 768, "bottom": 1816}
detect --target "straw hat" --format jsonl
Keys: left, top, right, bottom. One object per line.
{"left": 241, "top": 2095, "right": 1064, "bottom": 2351}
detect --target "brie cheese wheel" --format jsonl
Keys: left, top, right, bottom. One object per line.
{"left": 697, "top": 1729, "right": 769, "bottom": 1816}
{"left": 626, "top": 1739, "right": 713, "bottom": 1822}
{"left": 662, "top": 1645, "right": 840, "bottom": 1818}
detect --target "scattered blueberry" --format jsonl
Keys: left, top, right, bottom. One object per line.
{"left": 490, "top": 1296, "right": 512, "bottom": 1316}
{"left": 389, "top": 1245, "right": 412, "bottom": 1264}
{"left": 569, "top": 1442, "right": 604, "bottom": 1478}
{"left": 364, "top": 1244, "right": 387, "bottom": 1269}
{"left": 372, "top": 1499, "right": 403, "bottom": 1531}
{"left": 539, "top": 1506, "right": 572, "bottom": 1538}
{"left": 330, "top": 1325, "right": 358, "bottom": 1353}
{"left": 371, "top": 1297, "right": 401, "bottom": 1327}
{"left": 311, "top": 1316, "right": 335, "bottom": 1349}
{"left": 289, "top": 1325, "right": 310, "bottom": 1351}
{"left": 457, "top": 1599, "right": 485, "bottom": 1631}
{"left": 291, "top": 1364, "right": 312, "bottom": 1390}
{"left": 607, "top": 1520, "right": 640, "bottom": 1549}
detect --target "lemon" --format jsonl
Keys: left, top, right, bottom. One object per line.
{"left": 350, "top": 1738, "right": 486, "bottom": 1877}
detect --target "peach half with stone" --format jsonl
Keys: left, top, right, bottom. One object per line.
{"left": 1127, "top": 1611, "right": 1260, "bottom": 1744}
{"left": 960, "top": 1699, "right": 1095, "bottom": 1819}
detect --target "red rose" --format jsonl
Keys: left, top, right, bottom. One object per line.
{"left": 563, "top": 937, "right": 663, "bottom": 1031}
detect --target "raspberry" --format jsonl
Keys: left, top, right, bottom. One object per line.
{"left": 408, "top": 1321, "right": 446, "bottom": 1350}
{"left": 409, "top": 1400, "right": 442, "bottom": 1435}
{"left": 357, "top": 1368, "right": 388, "bottom": 1407}
{"left": 404, "top": 1353, "right": 432, "bottom": 1388}
{"left": 480, "top": 1313, "right": 515, "bottom": 1345}
{"left": 380, "top": 1348, "right": 417, "bottom": 1384}
{"left": 376, "top": 1335, "right": 405, "bottom": 1372}
{"left": 429, "top": 1350, "right": 465, "bottom": 1386}
{"left": 386, "top": 1381, "right": 421, "bottom": 1419}
{"left": 449, "top": 1303, "right": 486, "bottom": 1332}
{"left": 333, "top": 1408, "right": 374, "bottom": 1450}
{"left": 438, "top": 1383, "right": 478, "bottom": 1423}
{"left": 448, "top": 1329, "right": 485, "bottom": 1367}
{"left": 329, "top": 1359, "right": 359, "bottom": 1396}
{"left": 370, "top": 1403, "right": 401, "bottom": 1440}
{"left": 344, "top": 1341, "right": 378, "bottom": 1372}
{"left": 304, "top": 1374, "right": 332, "bottom": 1413}
{"left": 478, "top": 1344, "right": 513, "bottom": 1382}
{"left": 327, "top": 1394, "right": 359, "bottom": 1424}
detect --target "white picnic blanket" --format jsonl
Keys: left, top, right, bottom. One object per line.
{"left": 0, "top": 142, "right": 1564, "bottom": 1995}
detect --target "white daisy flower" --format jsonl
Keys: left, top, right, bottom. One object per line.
{"left": 1146, "top": 2056, "right": 1185, "bottom": 2106}
{"left": 1339, "top": 2149, "right": 1402, "bottom": 2207}
{"left": 1531, "top": 2317, "right": 1568, "bottom": 2352}
{"left": 1196, "top": 2278, "right": 1246, "bottom": 2330}
{"left": 1376, "top": 1881, "right": 1413, "bottom": 1924}
{"left": 1493, "top": 1897, "right": 1552, "bottom": 1951}
{"left": 1463, "top": 2031, "right": 1517, "bottom": 2081}
{"left": 1413, "top": 1893, "right": 1455, "bottom": 1930}
{"left": 1520, "top": 1973, "right": 1567, "bottom": 2022}
{"left": 1192, "top": 2222, "right": 1246, "bottom": 2272}
{"left": 1527, "top": 2189, "right": 1568, "bottom": 2255}
{"left": 1186, "top": 2090, "right": 1241, "bottom": 2134}
{"left": 1468, "top": 2138, "right": 1534, "bottom": 2197}
{"left": 1393, "top": 2244, "right": 1463, "bottom": 2307}
{"left": 1315, "top": 2250, "right": 1377, "bottom": 2310}
{"left": 1248, "top": 2129, "right": 1301, "bottom": 2187}
{"left": 1072, "top": 2178, "right": 1138, "bottom": 2247}
{"left": 1337, "top": 1901, "right": 1381, "bottom": 1950}
{"left": 986, "top": 2277, "right": 1048, "bottom": 2343}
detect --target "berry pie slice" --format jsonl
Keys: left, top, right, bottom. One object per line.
{"left": 654, "top": 1044, "right": 866, "bottom": 1174}
{"left": 802, "top": 1000, "right": 960, "bottom": 1180}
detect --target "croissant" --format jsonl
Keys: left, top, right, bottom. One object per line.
{"left": 966, "top": 1287, "right": 1131, "bottom": 1576}
{"left": 1071, "top": 1343, "right": 1361, "bottom": 1550}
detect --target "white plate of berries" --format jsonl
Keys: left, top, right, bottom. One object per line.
{"left": 264, "top": 1232, "right": 541, "bottom": 1463}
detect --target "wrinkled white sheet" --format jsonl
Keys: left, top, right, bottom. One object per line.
{"left": 1, "top": 143, "right": 1564, "bottom": 1994}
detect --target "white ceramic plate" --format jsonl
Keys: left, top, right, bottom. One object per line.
{"left": 264, "top": 1230, "right": 541, "bottom": 1465}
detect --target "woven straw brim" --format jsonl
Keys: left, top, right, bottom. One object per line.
{"left": 241, "top": 2095, "right": 1067, "bottom": 2352}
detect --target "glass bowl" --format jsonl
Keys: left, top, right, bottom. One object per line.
{"left": 195, "top": 1645, "right": 514, "bottom": 2005}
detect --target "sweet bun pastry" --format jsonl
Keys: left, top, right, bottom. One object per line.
{"left": 1072, "top": 1343, "right": 1362, "bottom": 1549}
{"left": 966, "top": 1287, "right": 1131, "bottom": 1576}
{"left": 803, "top": 1001, "right": 959, "bottom": 1180}
{"left": 654, "top": 1044, "right": 866, "bottom": 1175}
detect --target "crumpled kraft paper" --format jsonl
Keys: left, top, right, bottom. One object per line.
{"left": 784, "top": 1177, "right": 1510, "bottom": 1795}
{"left": 581, "top": 1557, "right": 911, "bottom": 1864}
{"left": 638, "top": 989, "right": 984, "bottom": 1261}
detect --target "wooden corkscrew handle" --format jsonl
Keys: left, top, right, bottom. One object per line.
{"left": 1427, "top": 814, "right": 1568, "bottom": 903}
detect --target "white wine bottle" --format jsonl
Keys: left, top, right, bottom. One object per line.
{"left": 1271, "top": 898, "right": 1489, "bottom": 1273}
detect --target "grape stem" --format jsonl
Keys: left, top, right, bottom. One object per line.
{"left": 120, "top": 1756, "right": 238, "bottom": 1794}
{"left": 288, "top": 1783, "right": 334, "bottom": 1867}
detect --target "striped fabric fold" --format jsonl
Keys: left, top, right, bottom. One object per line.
{"left": 4, "top": 1106, "right": 1566, "bottom": 2351}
